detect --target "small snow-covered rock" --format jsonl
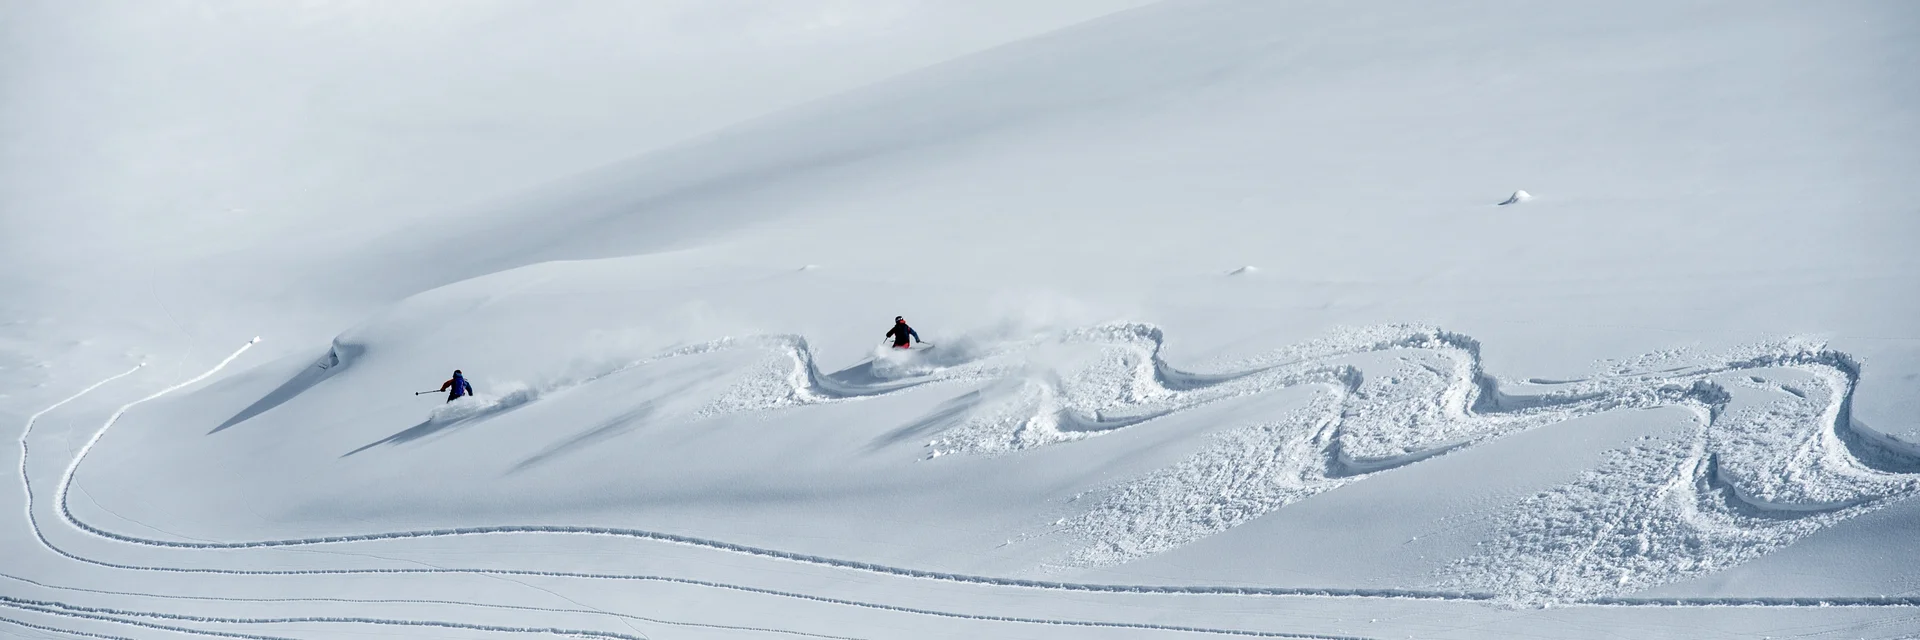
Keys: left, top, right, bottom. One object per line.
{"left": 1498, "top": 190, "right": 1533, "bottom": 205}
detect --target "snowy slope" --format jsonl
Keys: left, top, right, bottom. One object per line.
{"left": 5, "top": 1, "right": 1920, "bottom": 639}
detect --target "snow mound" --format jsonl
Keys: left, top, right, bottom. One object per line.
{"left": 1498, "top": 190, "right": 1533, "bottom": 205}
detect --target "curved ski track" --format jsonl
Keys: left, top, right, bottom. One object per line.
{"left": 11, "top": 324, "right": 1920, "bottom": 640}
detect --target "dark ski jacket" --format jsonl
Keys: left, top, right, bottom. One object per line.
{"left": 886, "top": 323, "right": 920, "bottom": 345}
{"left": 441, "top": 374, "right": 474, "bottom": 399}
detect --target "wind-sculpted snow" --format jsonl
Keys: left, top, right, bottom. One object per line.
{"left": 603, "top": 327, "right": 1920, "bottom": 583}
{"left": 600, "top": 323, "right": 1919, "bottom": 585}
{"left": 1029, "top": 331, "right": 1919, "bottom": 578}
{"left": 13, "top": 327, "right": 1920, "bottom": 640}
{"left": 1441, "top": 347, "right": 1920, "bottom": 602}
{"left": 897, "top": 324, "right": 1529, "bottom": 566}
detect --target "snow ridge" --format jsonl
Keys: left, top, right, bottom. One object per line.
{"left": 685, "top": 324, "right": 1919, "bottom": 580}
{"left": 939, "top": 328, "right": 1917, "bottom": 573}
{"left": 15, "top": 328, "right": 1920, "bottom": 640}
{"left": 40, "top": 331, "right": 1920, "bottom": 591}
{"left": 9, "top": 342, "right": 1393, "bottom": 639}
{"left": 1443, "top": 349, "right": 1919, "bottom": 602}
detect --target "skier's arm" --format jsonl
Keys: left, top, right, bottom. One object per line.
{"left": 440, "top": 379, "right": 454, "bottom": 392}
{"left": 910, "top": 328, "right": 920, "bottom": 342}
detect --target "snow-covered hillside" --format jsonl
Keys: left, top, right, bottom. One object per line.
{"left": 4, "top": 1, "right": 1919, "bottom": 638}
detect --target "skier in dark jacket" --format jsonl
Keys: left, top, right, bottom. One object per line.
{"left": 440, "top": 370, "right": 474, "bottom": 403}
{"left": 885, "top": 316, "right": 920, "bottom": 349}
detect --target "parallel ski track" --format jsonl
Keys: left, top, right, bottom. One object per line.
{"left": 12, "top": 328, "right": 1920, "bottom": 640}
{"left": 0, "top": 614, "right": 176, "bottom": 640}
{"left": 0, "top": 594, "right": 1377, "bottom": 640}
{"left": 0, "top": 572, "right": 865, "bottom": 640}
{"left": 1, "top": 595, "right": 647, "bottom": 640}
{"left": 12, "top": 340, "right": 1372, "bottom": 640}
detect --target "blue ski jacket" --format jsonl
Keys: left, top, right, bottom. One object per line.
{"left": 441, "top": 374, "right": 473, "bottom": 399}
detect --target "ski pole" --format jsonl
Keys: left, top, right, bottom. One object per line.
{"left": 414, "top": 390, "right": 441, "bottom": 396}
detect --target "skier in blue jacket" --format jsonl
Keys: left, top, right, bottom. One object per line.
{"left": 885, "top": 316, "right": 920, "bottom": 349}
{"left": 439, "top": 370, "right": 474, "bottom": 403}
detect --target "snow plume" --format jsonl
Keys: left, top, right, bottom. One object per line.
{"left": 424, "top": 382, "right": 542, "bottom": 424}
{"left": 698, "top": 330, "right": 1035, "bottom": 417}
{"left": 867, "top": 331, "right": 1004, "bottom": 379}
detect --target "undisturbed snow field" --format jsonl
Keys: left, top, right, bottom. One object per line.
{"left": 3, "top": 1, "right": 1919, "bottom": 639}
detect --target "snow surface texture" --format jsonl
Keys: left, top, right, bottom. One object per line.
{"left": 5, "top": 1, "right": 1920, "bottom": 639}
{"left": 667, "top": 322, "right": 1919, "bottom": 586}
{"left": 13, "top": 325, "right": 1920, "bottom": 638}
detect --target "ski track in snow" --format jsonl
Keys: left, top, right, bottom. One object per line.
{"left": 8, "top": 338, "right": 1387, "bottom": 639}
{"left": 11, "top": 326, "right": 1920, "bottom": 640}
{"left": 0, "top": 571, "right": 865, "bottom": 640}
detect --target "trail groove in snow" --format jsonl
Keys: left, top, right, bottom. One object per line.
{"left": 1036, "top": 333, "right": 1920, "bottom": 575}
{"left": 0, "top": 595, "right": 663, "bottom": 640}
{"left": 0, "top": 571, "right": 868, "bottom": 640}
{"left": 15, "top": 327, "right": 1920, "bottom": 640}
{"left": 16, "top": 341, "right": 1376, "bottom": 639}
